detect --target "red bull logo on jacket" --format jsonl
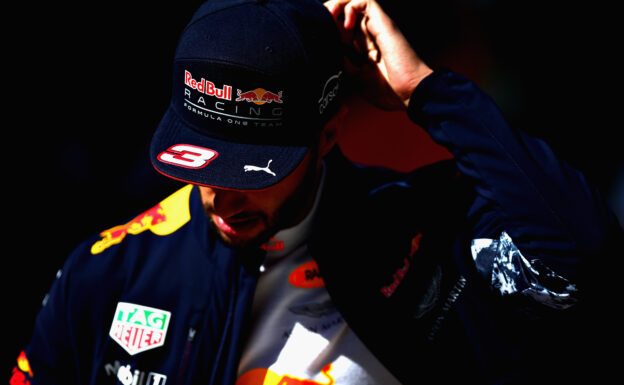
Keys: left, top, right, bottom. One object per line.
{"left": 109, "top": 302, "right": 171, "bottom": 355}
{"left": 380, "top": 233, "right": 422, "bottom": 298}
{"left": 91, "top": 185, "right": 193, "bottom": 255}
{"left": 91, "top": 205, "right": 167, "bottom": 255}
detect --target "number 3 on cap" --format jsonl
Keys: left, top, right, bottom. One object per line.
{"left": 157, "top": 144, "right": 218, "bottom": 169}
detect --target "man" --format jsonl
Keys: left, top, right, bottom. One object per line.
{"left": 13, "top": 0, "right": 621, "bottom": 384}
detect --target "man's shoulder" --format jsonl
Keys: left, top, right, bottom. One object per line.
{"left": 89, "top": 184, "right": 196, "bottom": 256}
{"left": 64, "top": 184, "right": 210, "bottom": 280}
{"left": 52, "top": 184, "right": 217, "bottom": 309}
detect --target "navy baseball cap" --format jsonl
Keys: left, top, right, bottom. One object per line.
{"left": 151, "top": 0, "right": 344, "bottom": 190}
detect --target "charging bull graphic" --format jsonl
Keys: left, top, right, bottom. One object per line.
{"left": 261, "top": 91, "right": 283, "bottom": 103}
{"left": 91, "top": 185, "right": 193, "bottom": 254}
{"left": 236, "top": 88, "right": 283, "bottom": 105}
{"left": 236, "top": 90, "right": 259, "bottom": 102}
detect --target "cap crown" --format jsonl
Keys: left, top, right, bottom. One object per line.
{"left": 172, "top": 0, "right": 344, "bottom": 144}
{"left": 150, "top": 0, "right": 344, "bottom": 189}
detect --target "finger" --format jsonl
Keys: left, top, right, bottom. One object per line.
{"left": 343, "top": 0, "right": 368, "bottom": 30}
{"left": 323, "top": 0, "right": 344, "bottom": 22}
{"left": 324, "top": 0, "right": 355, "bottom": 25}
{"left": 360, "top": 16, "right": 380, "bottom": 63}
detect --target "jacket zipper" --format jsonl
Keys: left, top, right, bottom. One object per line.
{"left": 176, "top": 327, "right": 197, "bottom": 385}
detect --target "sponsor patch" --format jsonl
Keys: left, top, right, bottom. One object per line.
{"left": 244, "top": 159, "right": 276, "bottom": 176}
{"left": 289, "top": 260, "right": 324, "bottom": 289}
{"left": 105, "top": 361, "right": 167, "bottom": 385}
{"left": 181, "top": 65, "right": 284, "bottom": 129}
{"left": 261, "top": 236, "right": 285, "bottom": 251}
{"left": 109, "top": 302, "right": 171, "bottom": 355}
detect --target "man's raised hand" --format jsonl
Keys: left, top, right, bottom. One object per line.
{"left": 324, "top": 0, "right": 433, "bottom": 110}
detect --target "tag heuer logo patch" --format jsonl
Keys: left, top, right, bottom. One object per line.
{"left": 109, "top": 302, "right": 171, "bottom": 355}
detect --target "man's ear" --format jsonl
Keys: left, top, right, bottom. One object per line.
{"left": 319, "top": 104, "right": 349, "bottom": 157}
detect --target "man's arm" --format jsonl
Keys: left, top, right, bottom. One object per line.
{"left": 325, "top": 0, "right": 622, "bottom": 299}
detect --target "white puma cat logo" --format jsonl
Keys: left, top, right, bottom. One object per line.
{"left": 244, "top": 159, "right": 276, "bottom": 176}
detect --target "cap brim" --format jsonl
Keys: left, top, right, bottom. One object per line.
{"left": 150, "top": 106, "right": 310, "bottom": 190}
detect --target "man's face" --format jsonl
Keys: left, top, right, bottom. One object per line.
{"left": 198, "top": 149, "right": 322, "bottom": 250}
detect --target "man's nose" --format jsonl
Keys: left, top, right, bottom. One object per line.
{"left": 204, "top": 187, "right": 248, "bottom": 218}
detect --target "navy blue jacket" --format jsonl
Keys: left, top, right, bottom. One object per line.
{"left": 17, "top": 69, "right": 622, "bottom": 385}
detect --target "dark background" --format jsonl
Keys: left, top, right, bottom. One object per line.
{"left": 7, "top": 0, "right": 622, "bottom": 375}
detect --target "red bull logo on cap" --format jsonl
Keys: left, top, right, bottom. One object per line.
{"left": 109, "top": 302, "right": 171, "bottom": 355}
{"left": 236, "top": 88, "right": 283, "bottom": 105}
{"left": 184, "top": 70, "right": 232, "bottom": 100}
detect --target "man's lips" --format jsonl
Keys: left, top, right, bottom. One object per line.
{"left": 212, "top": 214, "right": 260, "bottom": 235}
